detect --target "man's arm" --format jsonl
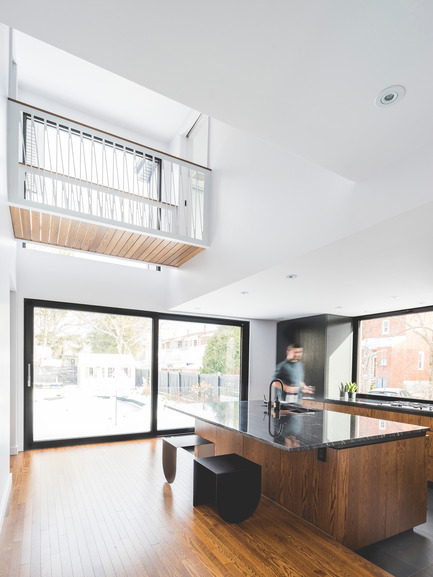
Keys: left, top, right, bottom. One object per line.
{"left": 300, "top": 381, "right": 315, "bottom": 394}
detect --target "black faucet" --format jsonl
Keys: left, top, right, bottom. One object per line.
{"left": 268, "top": 379, "right": 283, "bottom": 411}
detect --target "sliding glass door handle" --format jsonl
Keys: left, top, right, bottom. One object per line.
{"left": 27, "top": 363, "right": 31, "bottom": 387}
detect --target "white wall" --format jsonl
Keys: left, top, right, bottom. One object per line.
{"left": 18, "top": 89, "right": 170, "bottom": 154}
{"left": 16, "top": 246, "right": 169, "bottom": 312}
{"left": 326, "top": 319, "right": 353, "bottom": 398}
{"left": 9, "top": 291, "right": 17, "bottom": 455}
{"left": 249, "top": 320, "right": 277, "bottom": 400}
{"left": 0, "top": 24, "right": 16, "bottom": 532}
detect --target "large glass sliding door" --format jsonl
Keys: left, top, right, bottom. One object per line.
{"left": 29, "top": 305, "right": 153, "bottom": 443}
{"left": 24, "top": 301, "right": 249, "bottom": 448}
{"left": 157, "top": 319, "right": 243, "bottom": 430}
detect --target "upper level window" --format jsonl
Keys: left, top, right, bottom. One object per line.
{"left": 382, "top": 320, "right": 389, "bottom": 334}
{"left": 23, "top": 113, "right": 162, "bottom": 201}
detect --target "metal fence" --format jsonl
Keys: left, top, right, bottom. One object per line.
{"left": 137, "top": 369, "right": 239, "bottom": 400}
{"left": 34, "top": 366, "right": 240, "bottom": 401}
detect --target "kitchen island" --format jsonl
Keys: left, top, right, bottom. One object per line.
{"left": 167, "top": 400, "right": 429, "bottom": 550}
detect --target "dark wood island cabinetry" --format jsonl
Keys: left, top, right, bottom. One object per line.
{"left": 169, "top": 400, "right": 428, "bottom": 550}
{"left": 303, "top": 398, "right": 433, "bottom": 481}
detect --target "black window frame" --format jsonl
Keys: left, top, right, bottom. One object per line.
{"left": 24, "top": 298, "right": 249, "bottom": 450}
{"left": 353, "top": 304, "right": 433, "bottom": 398}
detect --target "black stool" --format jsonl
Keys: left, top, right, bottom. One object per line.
{"left": 162, "top": 434, "right": 214, "bottom": 483}
{"left": 193, "top": 453, "right": 261, "bottom": 523}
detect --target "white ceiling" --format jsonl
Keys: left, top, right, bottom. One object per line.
{"left": 13, "top": 31, "right": 196, "bottom": 145}
{"left": 172, "top": 199, "right": 433, "bottom": 320}
{"left": 1, "top": 1, "right": 433, "bottom": 321}
{"left": 2, "top": 0, "right": 433, "bottom": 181}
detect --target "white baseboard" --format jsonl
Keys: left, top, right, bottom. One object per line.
{"left": 10, "top": 445, "right": 18, "bottom": 456}
{"left": 0, "top": 472, "right": 12, "bottom": 534}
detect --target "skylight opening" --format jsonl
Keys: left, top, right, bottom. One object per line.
{"left": 22, "top": 242, "right": 161, "bottom": 271}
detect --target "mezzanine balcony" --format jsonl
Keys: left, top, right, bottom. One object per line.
{"left": 7, "top": 99, "right": 211, "bottom": 267}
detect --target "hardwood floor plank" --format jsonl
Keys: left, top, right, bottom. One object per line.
{"left": 0, "top": 440, "right": 393, "bottom": 577}
{"left": 19, "top": 501, "right": 32, "bottom": 566}
{"left": 19, "top": 564, "right": 30, "bottom": 577}
{"left": 7, "top": 542, "right": 22, "bottom": 577}
{"left": 40, "top": 528, "right": 51, "bottom": 577}
{"left": 50, "top": 552, "right": 63, "bottom": 577}
{"left": 59, "top": 533, "right": 74, "bottom": 577}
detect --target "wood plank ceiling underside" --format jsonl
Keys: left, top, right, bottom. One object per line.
{"left": 9, "top": 207, "right": 204, "bottom": 267}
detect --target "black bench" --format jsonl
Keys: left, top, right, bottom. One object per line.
{"left": 193, "top": 453, "right": 261, "bottom": 523}
{"left": 162, "top": 434, "right": 214, "bottom": 484}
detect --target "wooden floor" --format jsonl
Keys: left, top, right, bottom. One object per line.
{"left": 0, "top": 439, "right": 391, "bottom": 577}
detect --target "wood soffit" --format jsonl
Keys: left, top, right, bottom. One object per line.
{"left": 9, "top": 206, "right": 204, "bottom": 267}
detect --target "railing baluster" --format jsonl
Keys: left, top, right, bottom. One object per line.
{"left": 192, "top": 169, "right": 198, "bottom": 239}
{"left": 132, "top": 149, "right": 136, "bottom": 198}
{"left": 112, "top": 141, "right": 115, "bottom": 197}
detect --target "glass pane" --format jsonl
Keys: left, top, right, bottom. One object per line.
{"left": 33, "top": 307, "right": 152, "bottom": 441}
{"left": 358, "top": 311, "right": 433, "bottom": 400}
{"left": 158, "top": 320, "right": 242, "bottom": 430}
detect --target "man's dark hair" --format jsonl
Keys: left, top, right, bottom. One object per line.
{"left": 287, "top": 343, "right": 302, "bottom": 351}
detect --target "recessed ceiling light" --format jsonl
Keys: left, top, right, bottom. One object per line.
{"left": 286, "top": 274, "right": 297, "bottom": 279}
{"left": 375, "top": 85, "right": 405, "bottom": 108}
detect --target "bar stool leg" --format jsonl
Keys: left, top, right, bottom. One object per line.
{"left": 193, "top": 460, "right": 215, "bottom": 506}
{"left": 162, "top": 439, "right": 177, "bottom": 483}
{"left": 216, "top": 468, "right": 261, "bottom": 523}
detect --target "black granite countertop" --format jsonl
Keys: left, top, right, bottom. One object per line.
{"left": 167, "top": 400, "right": 428, "bottom": 453}
{"left": 324, "top": 395, "right": 433, "bottom": 415}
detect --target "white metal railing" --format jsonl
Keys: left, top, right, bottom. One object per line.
{"left": 8, "top": 99, "right": 211, "bottom": 246}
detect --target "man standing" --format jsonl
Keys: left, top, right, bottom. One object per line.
{"left": 272, "top": 343, "right": 314, "bottom": 403}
